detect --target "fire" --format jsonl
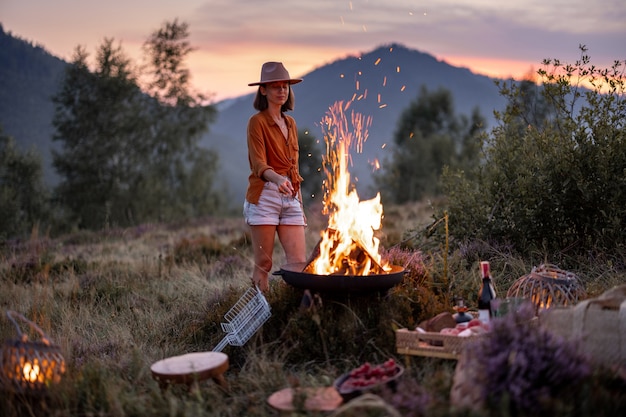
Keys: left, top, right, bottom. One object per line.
{"left": 23, "top": 360, "right": 40, "bottom": 382}
{"left": 305, "top": 101, "right": 391, "bottom": 276}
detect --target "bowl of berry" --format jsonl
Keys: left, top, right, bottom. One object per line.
{"left": 333, "top": 358, "right": 404, "bottom": 401}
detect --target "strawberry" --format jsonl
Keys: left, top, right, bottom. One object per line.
{"left": 467, "top": 318, "right": 482, "bottom": 328}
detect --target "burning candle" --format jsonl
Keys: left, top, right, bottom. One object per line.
{"left": 23, "top": 360, "right": 41, "bottom": 382}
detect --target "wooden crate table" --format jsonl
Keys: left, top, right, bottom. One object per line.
{"left": 395, "top": 328, "right": 480, "bottom": 360}
{"left": 150, "top": 351, "right": 228, "bottom": 391}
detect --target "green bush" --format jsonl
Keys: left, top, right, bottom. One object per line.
{"left": 441, "top": 46, "right": 626, "bottom": 257}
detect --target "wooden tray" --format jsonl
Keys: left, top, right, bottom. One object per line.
{"left": 267, "top": 387, "right": 343, "bottom": 412}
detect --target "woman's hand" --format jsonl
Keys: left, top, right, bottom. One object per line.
{"left": 276, "top": 177, "right": 294, "bottom": 196}
{"left": 264, "top": 170, "right": 294, "bottom": 195}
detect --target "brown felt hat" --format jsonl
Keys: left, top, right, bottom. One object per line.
{"left": 248, "top": 62, "right": 302, "bottom": 86}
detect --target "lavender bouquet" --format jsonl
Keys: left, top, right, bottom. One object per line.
{"left": 460, "top": 302, "right": 592, "bottom": 414}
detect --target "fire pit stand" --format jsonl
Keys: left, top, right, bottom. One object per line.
{"left": 273, "top": 262, "right": 405, "bottom": 293}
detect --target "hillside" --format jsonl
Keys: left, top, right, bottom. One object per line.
{"left": 0, "top": 24, "right": 66, "bottom": 185}
{"left": 0, "top": 28, "right": 507, "bottom": 206}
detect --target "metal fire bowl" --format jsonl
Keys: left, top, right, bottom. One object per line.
{"left": 273, "top": 262, "right": 406, "bottom": 293}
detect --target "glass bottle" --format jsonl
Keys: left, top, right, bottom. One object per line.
{"left": 452, "top": 296, "right": 472, "bottom": 327}
{"left": 477, "top": 261, "right": 496, "bottom": 324}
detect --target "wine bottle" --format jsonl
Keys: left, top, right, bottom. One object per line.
{"left": 477, "top": 261, "right": 496, "bottom": 324}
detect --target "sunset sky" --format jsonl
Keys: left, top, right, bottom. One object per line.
{"left": 2, "top": 0, "right": 625, "bottom": 102}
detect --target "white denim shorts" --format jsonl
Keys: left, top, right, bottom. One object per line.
{"left": 243, "top": 181, "right": 305, "bottom": 226}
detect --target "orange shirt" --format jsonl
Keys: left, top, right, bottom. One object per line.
{"left": 246, "top": 110, "right": 303, "bottom": 204}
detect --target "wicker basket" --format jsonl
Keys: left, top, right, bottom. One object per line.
{"left": 1, "top": 311, "right": 66, "bottom": 394}
{"left": 507, "top": 264, "right": 586, "bottom": 313}
{"left": 540, "top": 284, "right": 626, "bottom": 369}
{"left": 395, "top": 329, "right": 482, "bottom": 360}
{"left": 449, "top": 349, "right": 484, "bottom": 412}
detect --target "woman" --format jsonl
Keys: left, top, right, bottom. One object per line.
{"left": 244, "top": 62, "right": 307, "bottom": 292}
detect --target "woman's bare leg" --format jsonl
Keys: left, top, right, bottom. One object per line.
{"left": 249, "top": 225, "right": 277, "bottom": 292}
{"left": 277, "top": 225, "right": 307, "bottom": 265}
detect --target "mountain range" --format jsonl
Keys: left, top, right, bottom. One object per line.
{"left": 0, "top": 25, "right": 508, "bottom": 208}
{"left": 0, "top": 24, "right": 66, "bottom": 185}
{"left": 210, "top": 44, "right": 507, "bottom": 203}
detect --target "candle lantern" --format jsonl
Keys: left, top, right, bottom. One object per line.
{"left": 1, "top": 310, "right": 66, "bottom": 394}
{"left": 506, "top": 264, "right": 586, "bottom": 314}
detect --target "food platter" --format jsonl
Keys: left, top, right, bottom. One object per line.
{"left": 333, "top": 359, "right": 404, "bottom": 401}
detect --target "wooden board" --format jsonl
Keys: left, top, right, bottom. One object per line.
{"left": 151, "top": 352, "right": 228, "bottom": 389}
{"left": 267, "top": 387, "right": 343, "bottom": 412}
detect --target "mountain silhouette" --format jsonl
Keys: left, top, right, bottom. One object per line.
{"left": 204, "top": 43, "right": 506, "bottom": 204}
{"left": 0, "top": 24, "right": 66, "bottom": 185}
{"left": 0, "top": 27, "right": 507, "bottom": 206}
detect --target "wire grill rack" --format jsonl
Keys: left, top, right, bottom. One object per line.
{"left": 213, "top": 286, "right": 271, "bottom": 352}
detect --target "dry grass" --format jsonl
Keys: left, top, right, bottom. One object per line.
{"left": 1, "top": 202, "right": 624, "bottom": 416}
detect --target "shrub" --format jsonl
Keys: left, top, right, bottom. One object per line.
{"left": 441, "top": 46, "right": 626, "bottom": 256}
{"left": 168, "top": 235, "right": 230, "bottom": 265}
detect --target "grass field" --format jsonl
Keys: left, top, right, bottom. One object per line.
{"left": 1, "top": 201, "right": 624, "bottom": 416}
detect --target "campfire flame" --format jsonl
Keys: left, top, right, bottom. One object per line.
{"left": 305, "top": 101, "right": 391, "bottom": 276}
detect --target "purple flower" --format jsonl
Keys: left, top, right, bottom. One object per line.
{"left": 463, "top": 302, "right": 592, "bottom": 413}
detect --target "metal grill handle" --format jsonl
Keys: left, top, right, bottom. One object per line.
{"left": 6, "top": 310, "right": 51, "bottom": 345}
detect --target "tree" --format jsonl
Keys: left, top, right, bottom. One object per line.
{"left": 52, "top": 41, "right": 143, "bottom": 229}
{"left": 374, "top": 86, "right": 485, "bottom": 204}
{"left": 441, "top": 46, "right": 626, "bottom": 255}
{"left": 0, "top": 128, "right": 49, "bottom": 239}
{"left": 51, "top": 20, "right": 220, "bottom": 230}
{"left": 138, "top": 19, "right": 220, "bottom": 220}
{"left": 142, "top": 19, "right": 196, "bottom": 105}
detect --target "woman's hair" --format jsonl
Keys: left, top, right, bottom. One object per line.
{"left": 253, "top": 85, "right": 295, "bottom": 111}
